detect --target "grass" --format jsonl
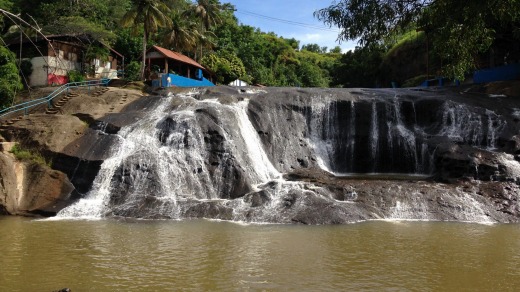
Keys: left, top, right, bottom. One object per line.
{"left": 9, "top": 143, "right": 51, "bottom": 167}
{"left": 402, "top": 75, "right": 430, "bottom": 87}
{"left": 385, "top": 30, "right": 426, "bottom": 59}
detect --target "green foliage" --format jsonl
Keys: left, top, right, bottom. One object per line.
{"left": 124, "top": 61, "right": 141, "bottom": 81}
{"left": 315, "top": 0, "right": 520, "bottom": 80}
{"left": 121, "top": 0, "right": 172, "bottom": 79}
{"left": 85, "top": 45, "right": 110, "bottom": 63}
{"left": 67, "top": 70, "right": 85, "bottom": 83}
{"left": 0, "top": 46, "right": 23, "bottom": 109}
{"left": 330, "top": 46, "right": 342, "bottom": 54}
{"left": 0, "top": 0, "right": 13, "bottom": 29}
{"left": 302, "top": 43, "right": 328, "bottom": 54}
{"left": 114, "top": 29, "right": 143, "bottom": 64}
{"left": 385, "top": 31, "right": 426, "bottom": 58}
{"left": 201, "top": 51, "right": 247, "bottom": 84}
{"left": 402, "top": 75, "right": 429, "bottom": 87}
{"left": 331, "top": 45, "right": 384, "bottom": 88}
{"left": 43, "top": 16, "right": 116, "bottom": 43}
{"left": 9, "top": 143, "right": 50, "bottom": 167}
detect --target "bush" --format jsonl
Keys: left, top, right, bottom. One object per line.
{"left": 0, "top": 46, "right": 23, "bottom": 109}
{"left": 124, "top": 61, "right": 141, "bottom": 81}
{"left": 9, "top": 143, "right": 50, "bottom": 166}
{"left": 67, "top": 70, "right": 85, "bottom": 83}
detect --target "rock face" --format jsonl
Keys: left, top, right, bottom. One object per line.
{"left": 0, "top": 86, "right": 146, "bottom": 216}
{"left": 4, "top": 85, "right": 520, "bottom": 223}
{"left": 0, "top": 152, "right": 74, "bottom": 216}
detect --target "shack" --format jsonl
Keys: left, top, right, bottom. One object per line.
{"left": 145, "top": 45, "right": 214, "bottom": 87}
{"left": 6, "top": 34, "right": 123, "bottom": 86}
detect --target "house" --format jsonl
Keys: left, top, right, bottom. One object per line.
{"left": 6, "top": 34, "right": 123, "bottom": 86}
{"left": 145, "top": 45, "right": 214, "bottom": 87}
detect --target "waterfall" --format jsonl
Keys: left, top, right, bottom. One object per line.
{"left": 308, "top": 95, "right": 335, "bottom": 172}
{"left": 57, "top": 93, "right": 280, "bottom": 219}
{"left": 439, "top": 102, "right": 506, "bottom": 149}
{"left": 52, "top": 87, "right": 515, "bottom": 224}
{"left": 230, "top": 100, "right": 280, "bottom": 184}
{"left": 370, "top": 101, "right": 379, "bottom": 172}
{"left": 58, "top": 94, "right": 176, "bottom": 219}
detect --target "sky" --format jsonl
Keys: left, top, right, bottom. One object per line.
{"left": 224, "top": 0, "right": 358, "bottom": 53}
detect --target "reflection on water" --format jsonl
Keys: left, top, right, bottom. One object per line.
{"left": 1, "top": 216, "right": 520, "bottom": 291}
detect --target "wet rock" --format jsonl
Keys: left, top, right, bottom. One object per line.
{"left": 183, "top": 201, "right": 233, "bottom": 220}
{"left": 243, "top": 190, "right": 271, "bottom": 207}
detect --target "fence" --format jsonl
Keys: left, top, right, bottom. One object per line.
{"left": 0, "top": 78, "right": 110, "bottom": 119}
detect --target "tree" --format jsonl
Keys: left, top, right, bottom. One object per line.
{"left": 161, "top": 7, "right": 200, "bottom": 53}
{"left": 302, "top": 43, "right": 324, "bottom": 53}
{"left": 201, "top": 50, "right": 246, "bottom": 84}
{"left": 315, "top": 0, "right": 520, "bottom": 80}
{"left": 330, "top": 46, "right": 342, "bottom": 54}
{"left": 121, "top": 0, "right": 172, "bottom": 80}
{"left": 331, "top": 45, "right": 383, "bottom": 88}
{"left": 0, "top": 45, "right": 23, "bottom": 109}
{"left": 190, "top": 0, "right": 222, "bottom": 60}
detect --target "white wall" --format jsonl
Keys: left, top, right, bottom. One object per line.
{"left": 229, "top": 79, "right": 249, "bottom": 87}
{"left": 29, "top": 56, "right": 81, "bottom": 86}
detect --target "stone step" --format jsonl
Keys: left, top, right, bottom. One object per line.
{"left": 45, "top": 109, "right": 59, "bottom": 115}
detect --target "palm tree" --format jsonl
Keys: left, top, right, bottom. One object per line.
{"left": 191, "top": 0, "right": 222, "bottom": 60}
{"left": 121, "top": 0, "right": 172, "bottom": 80}
{"left": 162, "top": 9, "right": 201, "bottom": 53}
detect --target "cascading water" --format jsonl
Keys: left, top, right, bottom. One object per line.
{"left": 438, "top": 101, "right": 506, "bottom": 149}
{"left": 58, "top": 91, "right": 282, "bottom": 219}
{"left": 55, "top": 87, "right": 517, "bottom": 224}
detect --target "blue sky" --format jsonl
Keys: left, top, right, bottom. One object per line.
{"left": 224, "top": 0, "right": 358, "bottom": 53}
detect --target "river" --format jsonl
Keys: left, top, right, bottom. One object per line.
{"left": 1, "top": 217, "right": 520, "bottom": 291}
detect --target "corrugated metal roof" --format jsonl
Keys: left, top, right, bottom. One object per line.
{"left": 150, "top": 45, "right": 204, "bottom": 69}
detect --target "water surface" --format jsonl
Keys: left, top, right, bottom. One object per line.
{"left": 1, "top": 216, "right": 520, "bottom": 291}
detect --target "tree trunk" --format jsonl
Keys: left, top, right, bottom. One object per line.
{"left": 141, "top": 33, "right": 147, "bottom": 80}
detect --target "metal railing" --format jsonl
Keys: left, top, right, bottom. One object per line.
{"left": 0, "top": 78, "right": 110, "bottom": 119}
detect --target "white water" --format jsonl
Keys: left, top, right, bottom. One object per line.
{"left": 439, "top": 102, "right": 506, "bottom": 149}
{"left": 53, "top": 91, "right": 512, "bottom": 223}
{"left": 229, "top": 100, "right": 280, "bottom": 184}
{"left": 308, "top": 94, "right": 335, "bottom": 173}
{"left": 57, "top": 94, "right": 281, "bottom": 219}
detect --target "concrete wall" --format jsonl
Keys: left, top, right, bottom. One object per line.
{"left": 29, "top": 56, "right": 81, "bottom": 86}
{"left": 474, "top": 63, "right": 520, "bottom": 84}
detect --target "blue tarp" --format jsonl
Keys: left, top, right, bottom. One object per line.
{"left": 161, "top": 73, "right": 214, "bottom": 87}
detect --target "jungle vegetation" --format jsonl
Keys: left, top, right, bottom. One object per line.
{"left": 0, "top": 0, "right": 518, "bottom": 95}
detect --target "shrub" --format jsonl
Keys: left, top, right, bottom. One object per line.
{"left": 0, "top": 46, "right": 23, "bottom": 109}
{"left": 68, "top": 70, "right": 85, "bottom": 83}
{"left": 9, "top": 143, "right": 51, "bottom": 167}
{"left": 124, "top": 61, "right": 141, "bottom": 81}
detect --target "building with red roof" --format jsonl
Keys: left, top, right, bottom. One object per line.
{"left": 145, "top": 45, "right": 214, "bottom": 87}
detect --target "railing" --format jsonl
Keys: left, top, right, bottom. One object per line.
{"left": 0, "top": 78, "right": 110, "bottom": 119}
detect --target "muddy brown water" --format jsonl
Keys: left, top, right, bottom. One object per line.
{"left": 1, "top": 216, "right": 520, "bottom": 291}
